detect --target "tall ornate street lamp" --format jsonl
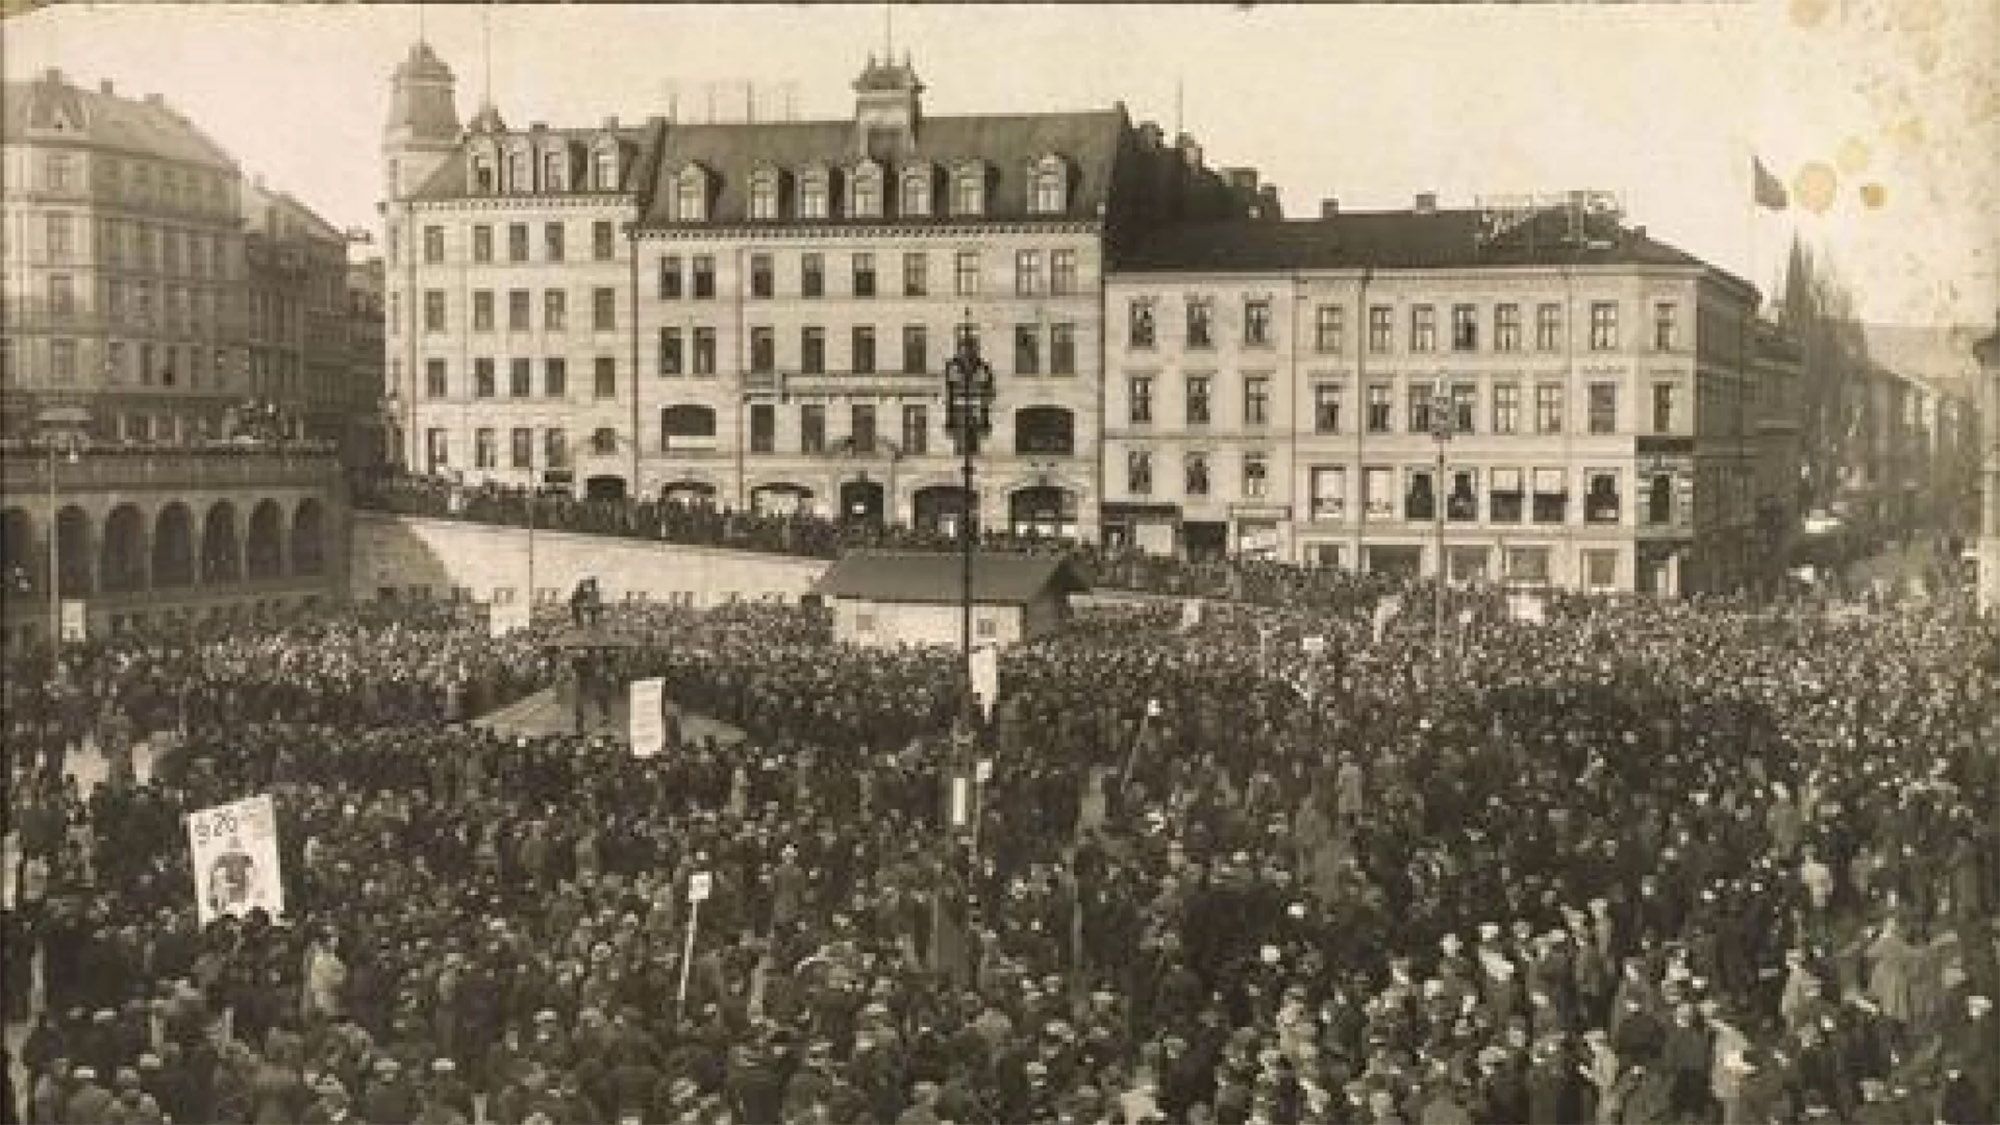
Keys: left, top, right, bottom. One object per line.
{"left": 943, "top": 314, "right": 996, "bottom": 708}
{"left": 1429, "top": 375, "right": 1456, "bottom": 653}
{"left": 34, "top": 405, "right": 91, "bottom": 649}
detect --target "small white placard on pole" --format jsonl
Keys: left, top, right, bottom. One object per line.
{"left": 629, "top": 678, "right": 667, "bottom": 757}
{"left": 975, "top": 759, "right": 993, "bottom": 784}
{"left": 1301, "top": 635, "right": 1326, "bottom": 655}
{"left": 950, "top": 777, "right": 971, "bottom": 828}
{"left": 59, "top": 599, "right": 86, "bottom": 642}
{"left": 688, "top": 871, "right": 712, "bottom": 904}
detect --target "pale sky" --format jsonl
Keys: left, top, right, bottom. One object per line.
{"left": 8, "top": 1, "right": 1995, "bottom": 327}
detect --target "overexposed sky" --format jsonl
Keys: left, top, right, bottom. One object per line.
{"left": 8, "top": 1, "right": 1994, "bottom": 326}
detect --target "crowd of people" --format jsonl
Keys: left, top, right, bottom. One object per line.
{"left": 5, "top": 570, "right": 1999, "bottom": 1123}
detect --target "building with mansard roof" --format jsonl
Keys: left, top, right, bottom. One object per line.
{"left": 383, "top": 44, "right": 1258, "bottom": 558}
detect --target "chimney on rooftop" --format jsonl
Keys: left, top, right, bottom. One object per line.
{"left": 1175, "top": 133, "right": 1202, "bottom": 171}
{"left": 99, "top": 79, "right": 114, "bottom": 95}
{"left": 1137, "top": 121, "right": 1164, "bottom": 151}
{"left": 42, "top": 68, "right": 64, "bottom": 85}
{"left": 1321, "top": 197, "right": 1340, "bottom": 218}
{"left": 530, "top": 121, "right": 547, "bottom": 132}
{"left": 1258, "top": 185, "right": 1282, "bottom": 220}
{"left": 602, "top": 115, "right": 620, "bottom": 131}
{"left": 1224, "top": 167, "right": 1257, "bottom": 193}
{"left": 1414, "top": 192, "right": 1438, "bottom": 214}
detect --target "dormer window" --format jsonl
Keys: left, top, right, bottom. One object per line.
{"left": 543, "top": 150, "right": 566, "bottom": 193}
{"left": 1029, "top": 156, "right": 1069, "bottom": 215}
{"left": 507, "top": 147, "right": 531, "bottom": 193}
{"left": 849, "top": 161, "right": 884, "bottom": 219}
{"left": 749, "top": 167, "right": 783, "bottom": 221}
{"left": 674, "top": 166, "right": 709, "bottom": 222}
{"left": 900, "top": 166, "right": 933, "bottom": 217}
{"left": 592, "top": 145, "right": 619, "bottom": 191}
{"left": 471, "top": 151, "right": 496, "bottom": 193}
{"left": 798, "top": 166, "right": 832, "bottom": 221}
{"left": 950, "top": 163, "right": 985, "bottom": 217}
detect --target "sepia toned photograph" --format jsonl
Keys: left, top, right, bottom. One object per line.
{"left": 2, "top": 1, "right": 1996, "bottom": 1122}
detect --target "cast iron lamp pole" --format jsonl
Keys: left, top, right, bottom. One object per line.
{"left": 35, "top": 406, "right": 91, "bottom": 649}
{"left": 1430, "top": 375, "right": 1455, "bottom": 654}
{"left": 944, "top": 314, "right": 996, "bottom": 715}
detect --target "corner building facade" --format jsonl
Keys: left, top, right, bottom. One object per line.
{"left": 383, "top": 47, "right": 1253, "bottom": 536}
{"left": 1105, "top": 205, "right": 1780, "bottom": 594}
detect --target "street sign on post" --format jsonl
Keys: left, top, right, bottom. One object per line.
{"left": 688, "top": 870, "right": 712, "bottom": 903}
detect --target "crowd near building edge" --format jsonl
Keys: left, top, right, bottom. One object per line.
{"left": 4, "top": 41, "right": 1994, "bottom": 649}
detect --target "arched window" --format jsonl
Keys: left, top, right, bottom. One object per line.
{"left": 660, "top": 404, "right": 717, "bottom": 450}
{"left": 749, "top": 168, "right": 782, "bottom": 220}
{"left": 675, "top": 166, "right": 708, "bottom": 222}
{"left": 1014, "top": 406, "right": 1075, "bottom": 455}
{"left": 797, "top": 166, "right": 832, "bottom": 220}
{"left": 950, "top": 163, "right": 985, "bottom": 217}
{"left": 849, "top": 161, "right": 883, "bottom": 219}
{"left": 900, "top": 166, "right": 933, "bottom": 217}
{"left": 1030, "top": 157, "right": 1068, "bottom": 214}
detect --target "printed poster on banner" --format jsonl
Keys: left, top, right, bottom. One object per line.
{"left": 1180, "top": 598, "right": 1203, "bottom": 630}
{"left": 59, "top": 599, "right": 87, "bottom": 642}
{"left": 629, "top": 677, "right": 667, "bottom": 757}
{"left": 186, "top": 794, "right": 284, "bottom": 927}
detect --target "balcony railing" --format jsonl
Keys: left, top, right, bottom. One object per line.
{"left": 0, "top": 442, "right": 343, "bottom": 493}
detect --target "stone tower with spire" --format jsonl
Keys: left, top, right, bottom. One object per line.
{"left": 383, "top": 40, "right": 461, "bottom": 202}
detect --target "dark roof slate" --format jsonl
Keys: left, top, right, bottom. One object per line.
{"left": 812, "top": 550, "right": 1088, "bottom": 605}
{"left": 408, "top": 126, "right": 657, "bottom": 199}
{"left": 2, "top": 76, "right": 237, "bottom": 168}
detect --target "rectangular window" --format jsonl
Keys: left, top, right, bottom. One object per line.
{"left": 510, "top": 428, "right": 533, "bottom": 468}
{"left": 1051, "top": 249, "right": 1077, "bottom": 295}
{"left": 474, "top": 358, "right": 496, "bottom": 398}
{"left": 1506, "top": 546, "right": 1551, "bottom": 583}
{"left": 802, "top": 327, "right": 825, "bottom": 374}
{"left": 902, "top": 326, "right": 927, "bottom": 374}
{"left": 1368, "top": 305, "right": 1394, "bottom": 352}
{"left": 1583, "top": 549, "right": 1619, "bottom": 591}
{"left": 1451, "top": 383, "right": 1477, "bottom": 434}
{"left": 507, "top": 290, "right": 530, "bottom": 331}
{"left": 1532, "top": 467, "right": 1567, "bottom": 523}
{"left": 423, "top": 225, "right": 444, "bottom": 263}
{"left": 803, "top": 254, "right": 825, "bottom": 298}
{"left": 750, "top": 254, "right": 773, "bottom": 299}
{"left": 1050, "top": 324, "right": 1076, "bottom": 375}
{"left": 659, "top": 256, "right": 683, "bottom": 299}
{"left": 1496, "top": 303, "right": 1522, "bottom": 352}
{"left": 692, "top": 328, "right": 716, "bottom": 375}
{"left": 1184, "top": 453, "right": 1210, "bottom": 497}
{"left": 543, "top": 357, "right": 567, "bottom": 397}
{"left": 544, "top": 290, "right": 566, "bottom": 331}
{"left": 592, "top": 221, "right": 615, "bottom": 261}
{"left": 954, "top": 251, "right": 980, "bottom": 296}
{"left": 1410, "top": 305, "right": 1437, "bottom": 352}
{"left": 510, "top": 358, "right": 533, "bottom": 397}
{"left": 1314, "top": 305, "right": 1343, "bottom": 353}
{"left": 1015, "top": 250, "right": 1042, "bottom": 296}
{"left": 749, "top": 404, "right": 775, "bottom": 454}
{"left": 850, "top": 403, "right": 877, "bottom": 452}
{"left": 1446, "top": 468, "right": 1479, "bottom": 522}
{"left": 46, "top": 214, "right": 73, "bottom": 261}
{"left": 1015, "top": 325, "right": 1040, "bottom": 375}
{"left": 692, "top": 256, "right": 715, "bottom": 299}
{"left": 1127, "top": 450, "right": 1153, "bottom": 495}
{"left": 1129, "top": 376, "right": 1154, "bottom": 425}
{"left": 1451, "top": 304, "right": 1478, "bottom": 351}
{"left": 50, "top": 339, "right": 76, "bottom": 381}
{"left": 1644, "top": 471, "right": 1674, "bottom": 524}
{"left": 1242, "top": 453, "right": 1269, "bottom": 499}
{"left": 901, "top": 252, "right": 928, "bottom": 297}
{"left": 1186, "top": 299, "right": 1213, "bottom": 348}
{"left": 852, "top": 253, "right": 876, "bottom": 298}
{"left": 1244, "top": 375, "right": 1270, "bottom": 426}
{"left": 544, "top": 222, "right": 565, "bottom": 262}
{"left": 473, "top": 290, "right": 495, "bottom": 332}
{"left": 1404, "top": 467, "right": 1436, "bottom": 522}
{"left": 1185, "top": 375, "right": 1212, "bottom": 425}
{"left": 851, "top": 326, "right": 875, "bottom": 374}
{"left": 475, "top": 428, "right": 497, "bottom": 469}
{"left": 1489, "top": 468, "right": 1524, "bottom": 523}
{"left": 594, "top": 357, "right": 618, "bottom": 399}
{"left": 423, "top": 290, "right": 446, "bottom": 333}
{"left": 544, "top": 428, "right": 569, "bottom": 468}
{"left": 1366, "top": 383, "right": 1393, "bottom": 433}
{"left": 1310, "top": 467, "right": 1346, "bottom": 520}
{"left": 1408, "top": 383, "right": 1437, "bottom": 434}
{"left": 1363, "top": 467, "right": 1394, "bottom": 518}
{"left": 1589, "top": 301, "right": 1619, "bottom": 350}
{"left": 1313, "top": 384, "right": 1342, "bottom": 434}
{"left": 427, "top": 429, "right": 449, "bottom": 470}
{"left": 1654, "top": 302, "right": 1678, "bottom": 351}
{"left": 592, "top": 287, "right": 616, "bottom": 331}
{"left": 1585, "top": 469, "right": 1622, "bottom": 523}
{"left": 1535, "top": 383, "right": 1564, "bottom": 434}
{"left": 750, "top": 327, "right": 775, "bottom": 373}
{"left": 508, "top": 223, "right": 529, "bottom": 262}
{"left": 1588, "top": 382, "right": 1618, "bottom": 434}
{"left": 659, "top": 328, "right": 683, "bottom": 376}
{"left": 1244, "top": 299, "right": 1272, "bottom": 346}
{"left": 1128, "top": 300, "right": 1156, "bottom": 348}
{"left": 801, "top": 404, "right": 826, "bottom": 453}
{"left": 1536, "top": 303, "right": 1562, "bottom": 351}
{"left": 48, "top": 275, "right": 74, "bottom": 317}
{"left": 1492, "top": 383, "right": 1520, "bottom": 434}
{"left": 1652, "top": 383, "right": 1678, "bottom": 433}
{"left": 425, "top": 359, "right": 448, "bottom": 398}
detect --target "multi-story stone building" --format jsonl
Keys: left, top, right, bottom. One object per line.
{"left": 242, "top": 179, "right": 358, "bottom": 449}
{"left": 1974, "top": 315, "right": 1999, "bottom": 611}
{"left": 384, "top": 45, "right": 1255, "bottom": 536}
{"left": 346, "top": 256, "right": 388, "bottom": 467}
{"left": 1104, "top": 197, "right": 1777, "bottom": 594}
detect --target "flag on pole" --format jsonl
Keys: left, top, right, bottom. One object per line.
{"left": 1753, "top": 157, "right": 1789, "bottom": 210}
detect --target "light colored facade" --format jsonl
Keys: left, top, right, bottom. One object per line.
{"left": 242, "top": 181, "right": 357, "bottom": 451}
{"left": 1976, "top": 317, "right": 2000, "bottom": 611}
{"left": 1105, "top": 203, "right": 1771, "bottom": 594}
{"left": 2, "top": 69, "right": 248, "bottom": 439}
{"left": 1751, "top": 320, "right": 1803, "bottom": 586}
{"left": 346, "top": 257, "right": 388, "bottom": 467}
{"left": 384, "top": 46, "right": 1254, "bottom": 535}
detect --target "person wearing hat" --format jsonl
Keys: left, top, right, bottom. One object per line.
{"left": 360, "top": 1053, "right": 418, "bottom": 1124}
{"left": 62, "top": 1064, "right": 116, "bottom": 1125}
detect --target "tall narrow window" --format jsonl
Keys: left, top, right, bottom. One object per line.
{"left": 692, "top": 329, "right": 716, "bottom": 375}
{"left": 1129, "top": 376, "right": 1154, "bottom": 425}
{"left": 1244, "top": 376, "right": 1269, "bottom": 426}
{"left": 851, "top": 326, "right": 875, "bottom": 374}
{"left": 592, "top": 221, "right": 615, "bottom": 261}
{"left": 510, "top": 358, "right": 532, "bottom": 397}
{"left": 801, "top": 404, "right": 826, "bottom": 453}
{"left": 1015, "top": 326, "right": 1041, "bottom": 376}
{"left": 1185, "top": 376, "right": 1212, "bottom": 425}
{"left": 508, "top": 224, "right": 529, "bottom": 262}
{"left": 1654, "top": 302, "right": 1679, "bottom": 351}
{"left": 691, "top": 256, "right": 715, "bottom": 299}
{"left": 1127, "top": 450, "right": 1153, "bottom": 494}
{"left": 545, "top": 223, "right": 565, "bottom": 262}
{"left": 750, "top": 327, "right": 775, "bottom": 374}
{"left": 1535, "top": 383, "right": 1564, "bottom": 434}
{"left": 1016, "top": 250, "right": 1043, "bottom": 297}
{"left": 750, "top": 254, "right": 773, "bottom": 299}
{"left": 1368, "top": 306, "right": 1394, "bottom": 352}
{"left": 1314, "top": 305, "right": 1343, "bottom": 353}
{"left": 954, "top": 252, "right": 980, "bottom": 296}
{"left": 1366, "top": 384, "right": 1393, "bottom": 433}
{"left": 801, "top": 327, "right": 825, "bottom": 374}
{"left": 1451, "top": 304, "right": 1478, "bottom": 351}
{"left": 1588, "top": 383, "right": 1618, "bottom": 434}
{"left": 1186, "top": 299, "right": 1213, "bottom": 348}
{"left": 1495, "top": 304, "right": 1522, "bottom": 352}
{"left": 1051, "top": 250, "right": 1077, "bottom": 295}
{"left": 749, "top": 404, "right": 775, "bottom": 454}
{"left": 802, "top": 254, "right": 825, "bottom": 299}
{"left": 1129, "top": 301, "right": 1156, "bottom": 348}
{"left": 852, "top": 253, "right": 876, "bottom": 298}
{"left": 903, "top": 253, "right": 928, "bottom": 297}
{"left": 902, "top": 404, "right": 929, "bottom": 455}
{"left": 1049, "top": 324, "right": 1076, "bottom": 375}
{"left": 592, "top": 287, "right": 616, "bottom": 331}
{"left": 1589, "top": 302, "right": 1619, "bottom": 350}
{"left": 1244, "top": 299, "right": 1272, "bottom": 346}
{"left": 659, "top": 328, "right": 683, "bottom": 376}
{"left": 659, "top": 256, "right": 683, "bottom": 299}
{"left": 1410, "top": 305, "right": 1437, "bottom": 352}
{"left": 902, "top": 326, "right": 927, "bottom": 374}
{"left": 423, "top": 225, "right": 444, "bottom": 263}
{"left": 543, "top": 358, "right": 567, "bottom": 397}
{"left": 1313, "top": 384, "right": 1342, "bottom": 434}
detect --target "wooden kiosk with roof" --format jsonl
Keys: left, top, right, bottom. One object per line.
{"left": 810, "top": 550, "right": 1087, "bottom": 650}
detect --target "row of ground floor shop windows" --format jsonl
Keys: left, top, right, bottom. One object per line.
{"left": 1124, "top": 456, "right": 1675, "bottom": 526}
{"left": 1300, "top": 541, "right": 1629, "bottom": 590}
